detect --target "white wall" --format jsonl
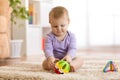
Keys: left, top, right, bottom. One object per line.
{"left": 52, "top": 0, "right": 120, "bottom": 49}
{"left": 88, "top": 0, "right": 120, "bottom": 46}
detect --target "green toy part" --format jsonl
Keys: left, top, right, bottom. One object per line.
{"left": 55, "top": 60, "right": 70, "bottom": 73}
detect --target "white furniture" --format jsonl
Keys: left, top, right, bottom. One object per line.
{"left": 24, "top": 0, "right": 52, "bottom": 55}
{"left": 9, "top": 0, "right": 53, "bottom": 56}
{"left": 10, "top": 40, "right": 23, "bottom": 58}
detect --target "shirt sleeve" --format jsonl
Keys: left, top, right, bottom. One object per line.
{"left": 44, "top": 34, "right": 54, "bottom": 58}
{"left": 67, "top": 33, "right": 77, "bottom": 59}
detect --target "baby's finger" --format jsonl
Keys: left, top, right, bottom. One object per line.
{"left": 62, "top": 58, "right": 67, "bottom": 61}
{"left": 54, "top": 59, "right": 59, "bottom": 63}
{"left": 66, "top": 59, "right": 72, "bottom": 63}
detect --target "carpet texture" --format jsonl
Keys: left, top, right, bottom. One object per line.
{"left": 0, "top": 53, "right": 120, "bottom": 80}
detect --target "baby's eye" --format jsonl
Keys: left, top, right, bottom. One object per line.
{"left": 61, "top": 25, "right": 65, "bottom": 27}
{"left": 53, "top": 26, "right": 58, "bottom": 28}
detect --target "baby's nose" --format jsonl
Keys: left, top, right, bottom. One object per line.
{"left": 57, "top": 26, "right": 61, "bottom": 30}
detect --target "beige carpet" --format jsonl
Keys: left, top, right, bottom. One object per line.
{"left": 0, "top": 53, "right": 120, "bottom": 80}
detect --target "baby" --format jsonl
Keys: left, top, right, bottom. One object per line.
{"left": 42, "top": 6, "right": 83, "bottom": 72}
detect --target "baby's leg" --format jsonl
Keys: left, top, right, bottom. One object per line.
{"left": 42, "top": 59, "right": 51, "bottom": 70}
{"left": 70, "top": 57, "right": 83, "bottom": 72}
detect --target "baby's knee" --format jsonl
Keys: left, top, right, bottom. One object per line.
{"left": 42, "top": 60, "right": 51, "bottom": 70}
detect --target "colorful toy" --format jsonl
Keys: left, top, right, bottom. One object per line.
{"left": 54, "top": 60, "right": 70, "bottom": 74}
{"left": 103, "top": 60, "right": 118, "bottom": 73}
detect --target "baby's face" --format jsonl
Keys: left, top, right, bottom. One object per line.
{"left": 50, "top": 15, "right": 69, "bottom": 37}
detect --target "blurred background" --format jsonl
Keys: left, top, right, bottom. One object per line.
{"left": 0, "top": 0, "right": 120, "bottom": 66}
{"left": 11, "top": 0, "right": 120, "bottom": 57}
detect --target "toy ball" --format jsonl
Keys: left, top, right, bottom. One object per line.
{"left": 54, "top": 60, "right": 70, "bottom": 74}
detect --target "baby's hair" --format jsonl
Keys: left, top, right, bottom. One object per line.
{"left": 49, "top": 6, "right": 69, "bottom": 23}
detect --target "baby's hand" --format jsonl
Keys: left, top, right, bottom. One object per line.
{"left": 47, "top": 56, "right": 55, "bottom": 69}
{"left": 62, "top": 54, "right": 72, "bottom": 63}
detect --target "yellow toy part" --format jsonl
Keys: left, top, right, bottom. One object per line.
{"left": 54, "top": 60, "right": 70, "bottom": 74}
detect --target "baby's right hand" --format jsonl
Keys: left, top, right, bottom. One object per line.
{"left": 47, "top": 56, "right": 55, "bottom": 69}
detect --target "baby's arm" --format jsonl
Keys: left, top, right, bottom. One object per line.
{"left": 47, "top": 56, "right": 55, "bottom": 69}
{"left": 62, "top": 54, "right": 72, "bottom": 63}
{"left": 65, "top": 33, "right": 76, "bottom": 62}
{"left": 44, "top": 34, "right": 55, "bottom": 69}
{"left": 44, "top": 35, "right": 54, "bottom": 58}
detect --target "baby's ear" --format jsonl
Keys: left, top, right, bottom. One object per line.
{"left": 49, "top": 20, "right": 51, "bottom": 23}
{"left": 68, "top": 19, "right": 70, "bottom": 24}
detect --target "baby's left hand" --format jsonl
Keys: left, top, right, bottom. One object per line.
{"left": 62, "top": 54, "right": 72, "bottom": 63}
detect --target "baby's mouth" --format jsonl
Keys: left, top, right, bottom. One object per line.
{"left": 57, "top": 31, "right": 62, "bottom": 33}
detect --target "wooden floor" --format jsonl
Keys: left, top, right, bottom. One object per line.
{"left": 0, "top": 49, "right": 120, "bottom": 66}
{"left": 0, "top": 57, "right": 26, "bottom": 66}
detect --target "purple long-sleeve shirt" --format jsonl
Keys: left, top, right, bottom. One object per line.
{"left": 44, "top": 31, "right": 76, "bottom": 59}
